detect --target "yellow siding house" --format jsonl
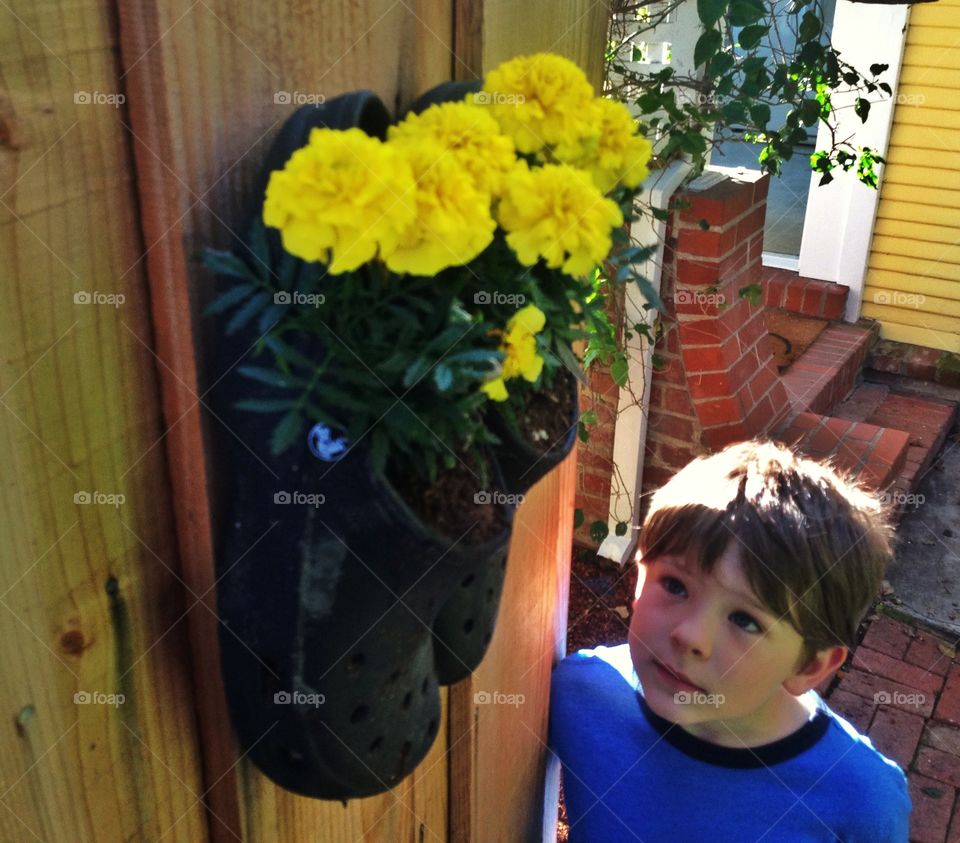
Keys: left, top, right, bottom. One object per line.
{"left": 863, "top": 0, "right": 960, "bottom": 353}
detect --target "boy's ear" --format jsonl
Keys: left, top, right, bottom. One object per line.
{"left": 783, "top": 645, "right": 848, "bottom": 696}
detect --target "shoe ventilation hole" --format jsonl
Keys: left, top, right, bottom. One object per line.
{"left": 461, "top": 573, "right": 475, "bottom": 588}
{"left": 427, "top": 718, "right": 437, "bottom": 736}
{"left": 463, "top": 618, "right": 475, "bottom": 634}
{"left": 402, "top": 691, "right": 413, "bottom": 710}
{"left": 346, "top": 653, "right": 365, "bottom": 673}
{"left": 368, "top": 736, "right": 383, "bottom": 753}
{"left": 350, "top": 705, "right": 368, "bottom": 724}
{"left": 389, "top": 669, "right": 401, "bottom": 684}
{"left": 486, "top": 588, "right": 494, "bottom": 602}
{"left": 421, "top": 676, "right": 429, "bottom": 695}
{"left": 500, "top": 557, "right": 507, "bottom": 570}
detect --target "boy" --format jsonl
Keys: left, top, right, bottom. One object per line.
{"left": 550, "top": 439, "right": 912, "bottom": 842}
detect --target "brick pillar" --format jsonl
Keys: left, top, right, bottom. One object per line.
{"left": 640, "top": 168, "right": 791, "bottom": 511}
{"left": 574, "top": 365, "right": 618, "bottom": 545}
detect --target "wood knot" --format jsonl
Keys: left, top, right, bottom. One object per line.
{"left": 59, "top": 629, "right": 86, "bottom": 654}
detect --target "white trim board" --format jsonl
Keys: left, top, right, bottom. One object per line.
{"left": 798, "top": 0, "right": 911, "bottom": 323}
{"left": 597, "top": 160, "right": 693, "bottom": 565}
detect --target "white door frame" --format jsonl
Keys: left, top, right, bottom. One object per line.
{"left": 798, "top": 0, "right": 911, "bottom": 322}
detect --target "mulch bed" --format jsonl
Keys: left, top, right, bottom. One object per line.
{"left": 557, "top": 545, "right": 640, "bottom": 842}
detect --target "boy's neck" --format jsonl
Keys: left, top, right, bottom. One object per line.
{"left": 677, "top": 691, "right": 816, "bottom": 748}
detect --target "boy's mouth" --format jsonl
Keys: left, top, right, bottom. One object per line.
{"left": 653, "top": 659, "right": 704, "bottom": 691}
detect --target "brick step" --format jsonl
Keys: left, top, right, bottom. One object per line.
{"left": 763, "top": 267, "right": 848, "bottom": 320}
{"left": 833, "top": 385, "right": 957, "bottom": 496}
{"left": 780, "top": 322, "right": 878, "bottom": 417}
{"left": 775, "top": 411, "right": 910, "bottom": 491}
{"left": 869, "top": 338, "right": 960, "bottom": 389}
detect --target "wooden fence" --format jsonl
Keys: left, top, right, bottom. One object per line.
{"left": 1, "top": 1, "right": 608, "bottom": 840}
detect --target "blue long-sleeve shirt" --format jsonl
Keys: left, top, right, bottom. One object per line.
{"left": 549, "top": 644, "right": 911, "bottom": 842}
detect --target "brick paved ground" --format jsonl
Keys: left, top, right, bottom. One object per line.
{"left": 828, "top": 614, "right": 960, "bottom": 842}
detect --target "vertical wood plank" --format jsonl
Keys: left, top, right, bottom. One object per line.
{"left": 448, "top": 3, "right": 609, "bottom": 838}
{"left": 449, "top": 449, "right": 577, "bottom": 843}
{"left": 0, "top": 1, "right": 210, "bottom": 841}
{"left": 114, "top": 1, "right": 457, "bottom": 840}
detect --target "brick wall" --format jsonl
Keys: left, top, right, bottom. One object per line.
{"left": 641, "top": 169, "right": 791, "bottom": 516}
{"left": 575, "top": 168, "right": 794, "bottom": 544}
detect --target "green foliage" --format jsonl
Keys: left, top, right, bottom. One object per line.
{"left": 607, "top": 0, "right": 892, "bottom": 189}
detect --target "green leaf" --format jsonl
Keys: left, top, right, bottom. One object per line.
{"left": 749, "top": 103, "right": 771, "bottom": 128}
{"left": 237, "top": 365, "right": 300, "bottom": 389}
{"left": 433, "top": 365, "right": 453, "bottom": 392}
{"left": 234, "top": 398, "right": 299, "bottom": 413}
{"left": 694, "top": 29, "right": 724, "bottom": 68}
{"left": 199, "top": 249, "right": 260, "bottom": 284}
{"left": 738, "top": 283, "right": 763, "bottom": 306}
{"left": 708, "top": 51, "right": 735, "bottom": 76}
{"left": 635, "top": 276, "right": 667, "bottom": 314}
{"left": 738, "top": 24, "right": 768, "bottom": 49}
{"left": 799, "top": 11, "right": 821, "bottom": 40}
{"left": 721, "top": 100, "right": 748, "bottom": 125}
{"left": 854, "top": 97, "right": 871, "bottom": 123}
{"left": 697, "top": 0, "right": 727, "bottom": 26}
{"left": 201, "top": 283, "right": 257, "bottom": 318}
{"left": 728, "top": 0, "right": 765, "bottom": 25}
{"left": 869, "top": 63, "right": 889, "bottom": 76}
{"left": 226, "top": 291, "right": 272, "bottom": 335}
{"left": 555, "top": 341, "right": 589, "bottom": 386}
{"left": 590, "top": 520, "right": 609, "bottom": 544}
{"left": 262, "top": 336, "right": 320, "bottom": 372}
{"left": 578, "top": 421, "right": 590, "bottom": 443}
{"left": 269, "top": 410, "right": 303, "bottom": 456}
{"left": 610, "top": 355, "right": 629, "bottom": 387}
{"left": 257, "top": 302, "right": 286, "bottom": 334}
{"left": 402, "top": 357, "right": 433, "bottom": 389}
{"left": 574, "top": 508, "right": 585, "bottom": 530}
{"left": 800, "top": 98, "right": 821, "bottom": 126}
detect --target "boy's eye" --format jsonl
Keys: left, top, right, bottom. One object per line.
{"left": 659, "top": 576, "right": 686, "bottom": 596}
{"left": 730, "top": 611, "right": 762, "bottom": 633}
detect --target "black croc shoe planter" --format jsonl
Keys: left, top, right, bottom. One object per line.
{"left": 399, "top": 80, "right": 578, "bottom": 685}
{"left": 430, "top": 373, "right": 578, "bottom": 684}
{"left": 211, "top": 93, "right": 513, "bottom": 799}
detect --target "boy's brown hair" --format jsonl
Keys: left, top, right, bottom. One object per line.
{"left": 638, "top": 439, "right": 895, "bottom": 663}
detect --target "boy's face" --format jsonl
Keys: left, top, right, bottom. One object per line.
{"left": 628, "top": 542, "right": 822, "bottom": 747}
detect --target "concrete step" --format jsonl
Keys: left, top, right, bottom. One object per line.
{"left": 775, "top": 411, "right": 910, "bottom": 492}
{"left": 780, "top": 322, "right": 877, "bottom": 417}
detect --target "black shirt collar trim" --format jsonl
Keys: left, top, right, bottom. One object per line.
{"left": 636, "top": 693, "right": 830, "bottom": 768}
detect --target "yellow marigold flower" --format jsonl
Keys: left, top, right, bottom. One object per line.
{"left": 262, "top": 127, "right": 415, "bottom": 273}
{"left": 497, "top": 163, "right": 624, "bottom": 278}
{"left": 562, "top": 98, "right": 654, "bottom": 193}
{"left": 388, "top": 101, "right": 517, "bottom": 197}
{"left": 383, "top": 140, "right": 496, "bottom": 276}
{"left": 481, "top": 53, "right": 596, "bottom": 155}
{"left": 481, "top": 305, "right": 547, "bottom": 401}
{"left": 481, "top": 377, "right": 509, "bottom": 402}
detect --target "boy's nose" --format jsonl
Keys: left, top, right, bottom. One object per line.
{"left": 670, "top": 612, "right": 714, "bottom": 658}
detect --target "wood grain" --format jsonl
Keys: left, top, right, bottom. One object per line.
{"left": 0, "top": 1, "right": 209, "bottom": 840}
{"left": 114, "top": 0, "right": 458, "bottom": 840}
